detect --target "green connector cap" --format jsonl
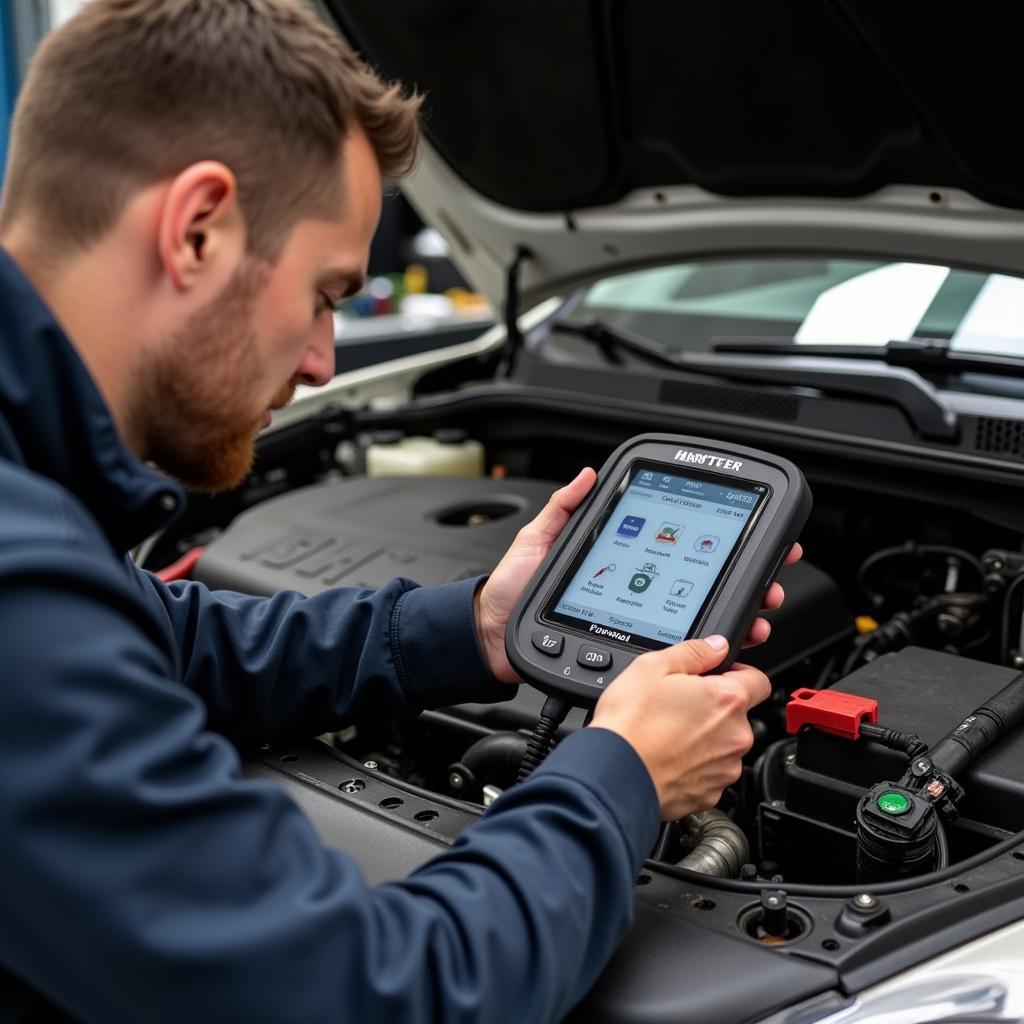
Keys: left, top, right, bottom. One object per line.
{"left": 877, "top": 790, "right": 911, "bottom": 815}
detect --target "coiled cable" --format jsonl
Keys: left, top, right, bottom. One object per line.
{"left": 516, "top": 697, "right": 571, "bottom": 783}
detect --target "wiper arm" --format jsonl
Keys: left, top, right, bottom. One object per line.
{"left": 713, "top": 336, "right": 1024, "bottom": 381}
{"left": 552, "top": 318, "right": 684, "bottom": 370}
{"left": 551, "top": 319, "right": 959, "bottom": 441}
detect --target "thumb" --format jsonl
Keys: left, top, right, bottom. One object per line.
{"left": 659, "top": 634, "right": 730, "bottom": 676}
{"left": 520, "top": 467, "right": 597, "bottom": 547}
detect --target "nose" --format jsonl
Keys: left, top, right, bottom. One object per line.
{"left": 294, "top": 318, "right": 336, "bottom": 387}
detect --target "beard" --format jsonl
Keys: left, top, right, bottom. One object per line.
{"left": 129, "top": 263, "right": 293, "bottom": 493}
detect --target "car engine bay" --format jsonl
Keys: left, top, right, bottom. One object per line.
{"left": 147, "top": 383, "right": 1024, "bottom": 1022}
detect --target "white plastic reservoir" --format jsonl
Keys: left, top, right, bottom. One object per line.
{"left": 366, "top": 430, "right": 485, "bottom": 478}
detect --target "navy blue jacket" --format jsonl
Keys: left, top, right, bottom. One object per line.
{"left": 0, "top": 249, "right": 659, "bottom": 1022}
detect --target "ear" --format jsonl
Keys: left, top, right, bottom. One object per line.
{"left": 156, "top": 161, "right": 246, "bottom": 294}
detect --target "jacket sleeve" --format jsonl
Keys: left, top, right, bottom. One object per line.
{"left": 0, "top": 543, "right": 660, "bottom": 1024}
{"left": 136, "top": 563, "right": 511, "bottom": 743}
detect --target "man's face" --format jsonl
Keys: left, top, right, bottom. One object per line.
{"left": 135, "top": 130, "right": 382, "bottom": 491}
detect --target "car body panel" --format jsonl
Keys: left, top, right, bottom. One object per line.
{"left": 322, "top": 1, "right": 1024, "bottom": 308}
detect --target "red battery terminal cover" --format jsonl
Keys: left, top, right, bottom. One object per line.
{"left": 786, "top": 688, "right": 879, "bottom": 740}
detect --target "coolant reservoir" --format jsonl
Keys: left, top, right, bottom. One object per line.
{"left": 366, "top": 430, "right": 485, "bottom": 478}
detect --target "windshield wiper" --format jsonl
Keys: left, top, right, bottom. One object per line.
{"left": 552, "top": 318, "right": 684, "bottom": 369}
{"left": 551, "top": 319, "right": 959, "bottom": 440}
{"left": 712, "top": 336, "right": 1024, "bottom": 381}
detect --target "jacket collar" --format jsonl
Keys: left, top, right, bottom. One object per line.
{"left": 0, "top": 248, "right": 183, "bottom": 554}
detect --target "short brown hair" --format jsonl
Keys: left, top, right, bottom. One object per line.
{"left": 0, "top": 0, "right": 420, "bottom": 259}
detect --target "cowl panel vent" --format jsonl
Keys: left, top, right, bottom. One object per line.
{"left": 975, "top": 417, "right": 1024, "bottom": 459}
{"left": 658, "top": 380, "right": 799, "bottom": 422}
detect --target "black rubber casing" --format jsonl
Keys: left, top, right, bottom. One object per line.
{"left": 505, "top": 434, "right": 812, "bottom": 706}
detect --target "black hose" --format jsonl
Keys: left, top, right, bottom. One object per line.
{"left": 857, "top": 543, "right": 913, "bottom": 607}
{"left": 461, "top": 732, "right": 530, "bottom": 785}
{"left": 923, "top": 671, "right": 1024, "bottom": 780}
{"left": 856, "top": 543, "right": 983, "bottom": 610}
{"left": 842, "top": 614, "right": 914, "bottom": 676}
{"left": 651, "top": 824, "right": 676, "bottom": 863}
{"left": 814, "top": 653, "right": 839, "bottom": 690}
{"left": 1000, "top": 573, "right": 1024, "bottom": 665}
{"left": 753, "top": 737, "right": 794, "bottom": 805}
{"left": 934, "top": 816, "right": 949, "bottom": 870}
{"left": 841, "top": 635, "right": 872, "bottom": 677}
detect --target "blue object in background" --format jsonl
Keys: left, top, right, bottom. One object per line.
{"left": 0, "top": 0, "right": 54, "bottom": 187}
{"left": 0, "top": 2, "right": 17, "bottom": 179}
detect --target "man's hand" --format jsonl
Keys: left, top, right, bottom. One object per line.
{"left": 474, "top": 467, "right": 802, "bottom": 682}
{"left": 590, "top": 636, "right": 770, "bottom": 820}
{"left": 475, "top": 469, "right": 597, "bottom": 683}
{"left": 743, "top": 541, "right": 802, "bottom": 646}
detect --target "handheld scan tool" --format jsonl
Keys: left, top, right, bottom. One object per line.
{"left": 506, "top": 434, "right": 812, "bottom": 708}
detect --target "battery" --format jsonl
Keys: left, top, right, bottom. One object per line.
{"left": 788, "top": 646, "right": 1024, "bottom": 836}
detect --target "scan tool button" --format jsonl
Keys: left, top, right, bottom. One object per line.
{"left": 532, "top": 631, "right": 564, "bottom": 657}
{"left": 577, "top": 646, "right": 612, "bottom": 670}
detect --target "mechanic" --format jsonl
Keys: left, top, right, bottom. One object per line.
{"left": 0, "top": 2, "right": 796, "bottom": 1021}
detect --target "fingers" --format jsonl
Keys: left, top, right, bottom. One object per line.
{"left": 761, "top": 582, "right": 784, "bottom": 610}
{"left": 520, "top": 467, "right": 597, "bottom": 546}
{"left": 549, "top": 467, "right": 597, "bottom": 520}
{"left": 759, "top": 546, "right": 798, "bottom": 611}
{"left": 741, "top": 617, "right": 771, "bottom": 647}
{"left": 718, "top": 662, "right": 772, "bottom": 709}
{"left": 654, "top": 635, "right": 730, "bottom": 676}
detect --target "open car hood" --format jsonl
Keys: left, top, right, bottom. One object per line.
{"left": 323, "top": 1, "right": 1024, "bottom": 308}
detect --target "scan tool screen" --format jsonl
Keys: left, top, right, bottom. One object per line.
{"left": 547, "top": 463, "right": 767, "bottom": 649}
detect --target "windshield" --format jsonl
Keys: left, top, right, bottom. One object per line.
{"left": 548, "top": 258, "right": 1024, "bottom": 394}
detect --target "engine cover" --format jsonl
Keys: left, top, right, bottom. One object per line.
{"left": 194, "top": 476, "right": 555, "bottom": 594}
